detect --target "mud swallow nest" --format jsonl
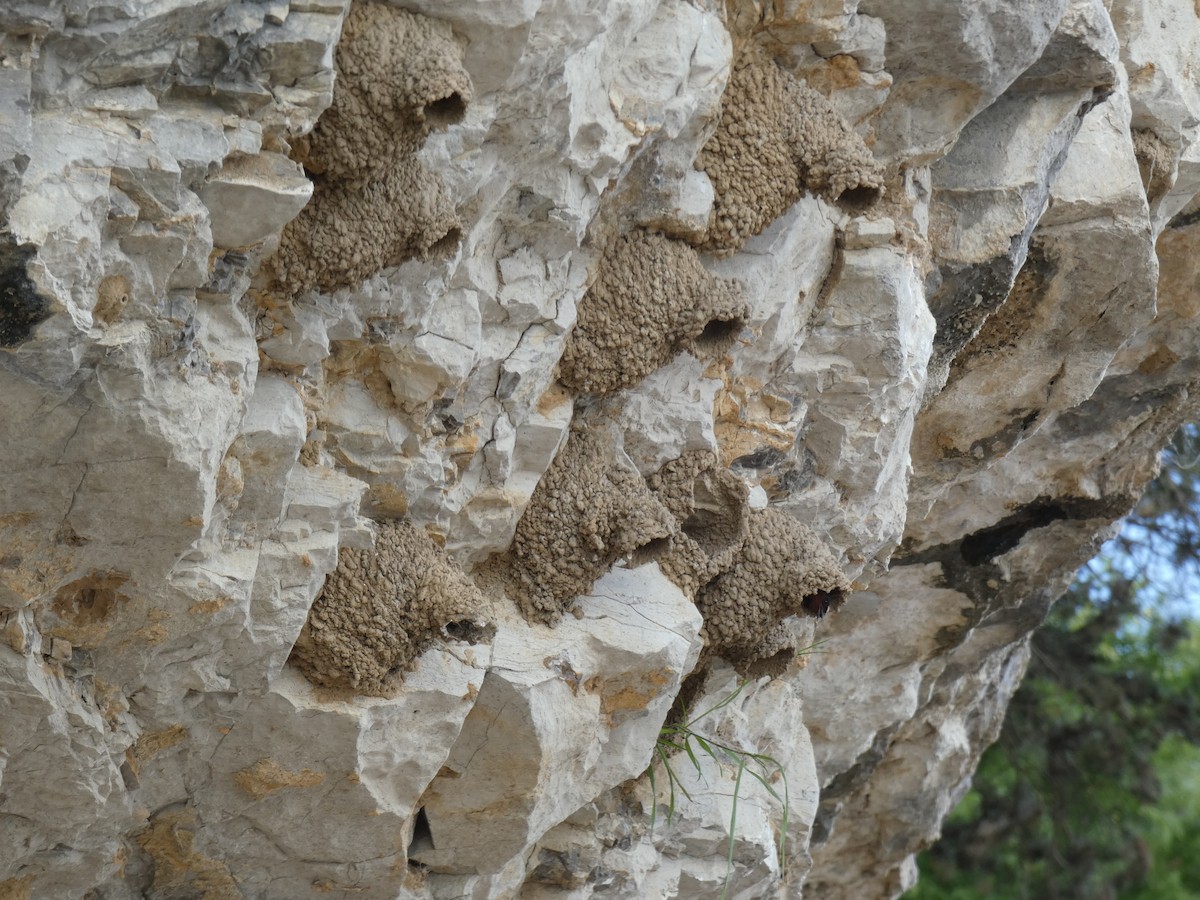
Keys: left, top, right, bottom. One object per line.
{"left": 645, "top": 450, "right": 750, "bottom": 598}
{"left": 697, "top": 508, "right": 849, "bottom": 676}
{"left": 558, "top": 230, "right": 748, "bottom": 395}
{"left": 271, "top": 1, "right": 471, "bottom": 295}
{"left": 510, "top": 438, "right": 848, "bottom": 679}
{"left": 291, "top": 521, "right": 491, "bottom": 693}
{"left": 695, "top": 47, "right": 884, "bottom": 255}
{"left": 508, "top": 427, "right": 678, "bottom": 624}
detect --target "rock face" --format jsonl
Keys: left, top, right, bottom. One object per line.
{"left": 1, "top": 1, "right": 1199, "bottom": 898}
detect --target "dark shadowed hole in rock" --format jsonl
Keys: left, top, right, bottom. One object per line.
{"left": 119, "top": 760, "right": 140, "bottom": 790}
{"left": 959, "top": 502, "right": 1067, "bottom": 566}
{"left": 529, "top": 848, "right": 590, "bottom": 888}
{"left": 835, "top": 184, "right": 883, "bottom": 213}
{"left": 0, "top": 241, "right": 50, "bottom": 348}
{"left": 732, "top": 447, "right": 786, "bottom": 471}
{"left": 442, "top": 619, "right": 496, "bottom": 644}
{"left": 428, "top": 226, "right": 462, "bottom": 259}
{"left": 408, "top": 806, "right": 434, "bottom": 855}
{"left": 663, "top": 668, "right": 710, "bottom": 729}
{"left": 682, "top": 511, "right": 736, "bottom": 559}
{"left": 629, "top": 536, "right": 670, "bottom": 567}
{"left": 694, "top": 316, "right": 744, "bottom": 351}
{"left": 801, "top": 588, "right": 844, "bottom": 619}
{"left": 425, "top": 92, "right": 467, "bottom": 128}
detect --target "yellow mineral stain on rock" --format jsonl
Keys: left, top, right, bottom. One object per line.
{"left": 136, "top": 808, "right": 240, "bottom": 899}
{"left": 444, "top": 427, "right": 481, "bottom": 469}
{"left": 233, "top": 757, "right": 326, "bottom": 800}
{"left": 713, "top": 376, "right": 799, "bottom": 466}
{"left": 129, "top": 724, "right": 189, "bottom": 773}
{"left": 703, "top": 358, "right": 730, "bottom": 380}
{"left": 0, "top": 875, "right": 34, "bottom": 900}
{"left": 819, "top": 54, "right": 866, "bottom": 90}
{"left": 315, "top": 877, "right": 371, "bottom": 893}
{"left": 404, "top": 864, "right": 429, "bottom": 891}
{"left": 1156, "top": 227, "right": 1200, "bottom": 320}
{"left": 131, "top": 622, "right": 169, "bottom": 645}
{"left": 463, "top": 486, "right": 524, "bottom": 516}
{"left": 588, "top": 669, "right": 672, "bottom": 725}
{"left": 599, "top": 682, "right": 655, "bottom": 716}
{"left": 121, "top": 609, "right": 172, "bottom": 643}
{"left": 3, "top": 613, "right": 26, "bottom": 654}
{"left": 188, "top": 596, "right": 232, "bottom": 615}
{"left": 0, "top": 522, "right": 76, "bottom": 604}
{"left": 537, "top": 382, "right": 572, "bottom": 415}
{"left": 113, "top": 842, "right": 128, "bottom": 877}
{"left": 932, "top": 431, "right": 969, "bottom": 458}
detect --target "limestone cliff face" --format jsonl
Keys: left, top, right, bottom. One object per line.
{"left": 2, "top": 1, "right": 1199, "bottom": 897}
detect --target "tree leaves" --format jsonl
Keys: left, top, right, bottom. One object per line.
{"left": 912, "top": 425, "right": 1200, "bottom": 899}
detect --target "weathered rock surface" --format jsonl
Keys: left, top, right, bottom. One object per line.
{"left": 2, "top": 1, "right": 1200, "bottom": 898}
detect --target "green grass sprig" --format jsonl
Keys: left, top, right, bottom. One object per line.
{"left": 646, "top": 678, "right": 794, "bottom": 899}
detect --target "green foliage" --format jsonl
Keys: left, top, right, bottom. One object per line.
{"left": 646, "top": 678, "right": 791, "bottom": 900}
{"left": 1124, "top": 738, "right": 1200, "bottom": 900}
{"left": 910, "top": 425, "right": 1200, "bottom": 899}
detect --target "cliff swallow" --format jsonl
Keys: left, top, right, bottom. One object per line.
{"left": 801, "top": 589, "right": 843, "bottom": 619}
